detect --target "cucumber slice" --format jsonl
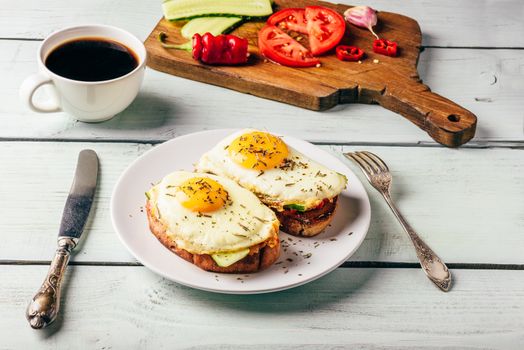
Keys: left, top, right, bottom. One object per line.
{"left": 180, "top": 17, "right": 243, "bottom": 39}
{"left": 162, "top": 0, "right": 273, "bottom": 21}
{"left": 211, "top": 248, "right": 250, "bottom": 267}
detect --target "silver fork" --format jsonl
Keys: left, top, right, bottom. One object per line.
{"left": 345, "top": 151, "right": 451, "bottom": 292}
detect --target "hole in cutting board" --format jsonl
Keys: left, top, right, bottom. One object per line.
{"left": 447, "top": 114, "right": 461, "bottom": 122}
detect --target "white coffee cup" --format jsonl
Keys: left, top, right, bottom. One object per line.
{"left": 20, "top": 24, "right": 147, "bottom": 122}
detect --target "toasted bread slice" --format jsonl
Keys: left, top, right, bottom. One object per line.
{"left": 274, "top": 196, "right": 338, "bottom": 237}
{"left": 145, "top": 201, "right": 280, "bottom": 273}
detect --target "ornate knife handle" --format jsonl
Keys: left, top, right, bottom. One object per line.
{"left": 26, "top": 237, "right": 76, "bottom": 329}
{"left": 382, "top": 193, "right": 451, "bottom": 292}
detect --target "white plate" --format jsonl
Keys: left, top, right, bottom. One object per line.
{"left": 111, "top": 129, "right": 371, "bottom": 294}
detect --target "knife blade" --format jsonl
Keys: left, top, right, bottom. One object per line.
{"left": 58, "top": 149, "right": 98, "bottom": 241}
{"left": 26, "top": 149, "right": 99, "bottom": 329}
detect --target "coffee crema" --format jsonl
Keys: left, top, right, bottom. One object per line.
{"left": 45, "top": 37, "right": 139, "bottom": 82}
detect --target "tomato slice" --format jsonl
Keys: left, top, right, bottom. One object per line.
{"left": 305, "top": 6, "right": 345, "bottom": 56}
{"left": 258, "top": 25, "right": 319, "bottom": 68}
{"left": 267, "top": 8, "right": 307, "bottom": 34}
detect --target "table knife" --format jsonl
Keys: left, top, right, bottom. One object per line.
{"left": 26, "top": 149, "right": 99, "bottom": 329}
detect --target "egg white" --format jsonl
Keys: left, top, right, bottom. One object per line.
{"left": 196, "top": 129, "right": 347, "bottom": 211}
{"left": 148, "top": 171, "right": 279, "bottom": 255}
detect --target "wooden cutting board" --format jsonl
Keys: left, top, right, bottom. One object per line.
{"left": 144, "top": 0, "right": 477, "bottom": 147}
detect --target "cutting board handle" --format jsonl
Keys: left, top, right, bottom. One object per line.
{"left": 375, "top": 81, "right": 477, "bottom": 147}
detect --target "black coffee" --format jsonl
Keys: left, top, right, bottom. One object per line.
{"left": 45, "top": 38, "right": 138, "bottom": 82}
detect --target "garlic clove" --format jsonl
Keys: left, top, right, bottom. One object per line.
{"left": 344, "top": 6, "right": 379, "bottom": 39}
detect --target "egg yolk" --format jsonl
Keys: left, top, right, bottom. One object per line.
{"left": 178, "top": 177, "right": 228, "bottom": 213}
{"left": 228, "top": 131, "right": 288, "bottom": 171}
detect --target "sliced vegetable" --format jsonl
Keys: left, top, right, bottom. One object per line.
{"left": 373, "top": 39, "right": 398, "bottom": 57}
{"left": 194, "top": 32, "right": 249, "bottom": 65}
{"left": 192, "top": 33, "right": 203, "bottom": 59}
{"left": 266, "top": 6, "right": 345, "bottom": 57}
{"left": 258, "top": 25, "right": 320, "bottom": 68}
{"left": 336, "top": 45, "right": 365, "bottom": 61}
{"left": 283, "top": 203, "right": 306, "bottom": 212}
{"left": 267, "top": 8, "right": 307, "bottom": 33}
{"left": 211, "top": 248, "right": 250, "bottom": 267}
{"left": 159, "top": 32, "right": 249, "bottom": 65}
{"left": 343, "top": 6, "right": 379, "bottom": 39}
{"left": 315, "top": 198, "right": 330, "bottom": 209}
{"left": 180, "top": 17, "right": 243, "bottom": 39}
{"left": 158, "top": 32, "right": 193, "bottom": 51}
{"left": 305, "top": 6, "right": 346, "bottom": 55}
{"left": 162, "top": 0, "right": 273, "bottom": 21}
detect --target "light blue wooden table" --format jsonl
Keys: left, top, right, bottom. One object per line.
{"left": 1, "top": 0, "right": 523, "bottom": 348}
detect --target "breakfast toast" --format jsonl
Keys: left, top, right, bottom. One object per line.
{"left": 146, "top": 200, "right": 280, "bottom": 273}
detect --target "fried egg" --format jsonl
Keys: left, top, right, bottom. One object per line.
{"left": 147, "top": 171, "right": 279, "bottom": 255}
{"left": 196, "top": 129, "right": 347, "bottom": 211}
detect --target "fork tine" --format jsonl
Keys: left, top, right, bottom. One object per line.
{"left": 362, "top": 151, "right": 389, "bottom": 172}
{"left": 355, "top": 151, "right": 382, "bottom": 174}
{"left": 344, "top": 153, "right": 374, "bottom": 182}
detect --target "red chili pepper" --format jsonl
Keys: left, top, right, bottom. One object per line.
{"left": 372, "top": 39, "right": 398, "bottom": 57}
{"left": 192, "top": 33, "right": 248, "bottom": 65}
{"left": 336, "top": 45, "right": 365, "bottom": 61}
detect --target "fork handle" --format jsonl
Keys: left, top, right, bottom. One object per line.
{"left": 382, "top": 193, "right": 452, "bottom": 291}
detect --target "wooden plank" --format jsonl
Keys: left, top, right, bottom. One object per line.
{"left": 2, "top": 40, "right": 524, "bottom": 144}
{"left": 0, "top": 141, "right": 522, "bottom": 264}
{"left": 1, "top": 266, "right": 523, "bottom": 348}
{"left": 1, "top": 0, "right": 523, "bottom": 47}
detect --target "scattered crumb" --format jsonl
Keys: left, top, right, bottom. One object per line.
{"left": 315, "top": 63, "right": 321, "bottom": 68}
{"left": 264, "top": 59, "right": 268, "bottom": 63}
{"left": 358, "top": 60, "right": 362, "bottom": 64}
{"left": 373, "top": 59, "right": 379, "bottom": 64}
{"left": 286, "top": 258, "right": 293, "bottom": 262}
{"left": 298, "top": 274, "right": 303, "bottom": 276}
{"left": 348, "top": 232, "right": 354, "bottom": 236}
{"left": 303, "top": 253, "right": 312, "bottom": 259}
{"left": 330, "top": 238, "right": 337, "bottom": 242}
{"left": 284, "top": 270, "right": 289, "bottom": 274}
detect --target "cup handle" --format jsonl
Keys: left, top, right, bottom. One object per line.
{"left": 20, "top": 73, "right": 61, "bottom": 113}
